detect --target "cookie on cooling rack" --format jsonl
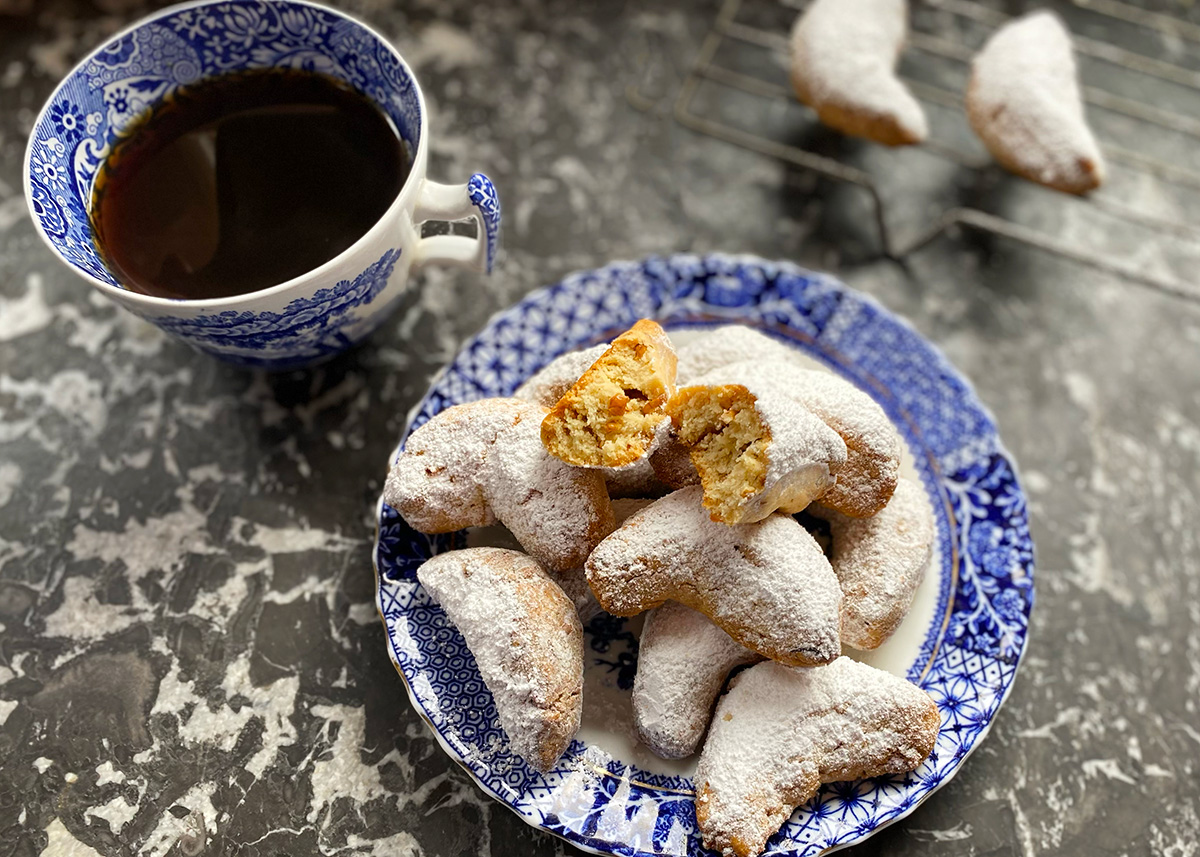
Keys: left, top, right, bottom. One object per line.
{"left": 789, "top": 0, "right": 928, "bottom": 146}
{"left": 966, "top": 10, "right": 1105, "bottom": 194}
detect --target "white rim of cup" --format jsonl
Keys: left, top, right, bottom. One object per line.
{"left": 22, "top": 0, "right": 429, "bottom": 311}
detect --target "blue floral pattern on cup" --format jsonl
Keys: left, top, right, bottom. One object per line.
{"left": 26, "top": 0, "right": 422, "bottom": 289}
{"left": 149, "top": 247, "right": 402, "bottom": 369}
{"left": 373, "top": 254, "right": 1035, "bottom": 857}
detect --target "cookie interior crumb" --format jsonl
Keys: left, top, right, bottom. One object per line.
{"left": 668, "top": 384, "right": 769, "bottom": 522}
{"left": 542, "top": 320, "right": 675, "bottom": 468}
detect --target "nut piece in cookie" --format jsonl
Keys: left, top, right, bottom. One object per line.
{"left": 541, "top": 320, "right": 678, "bottom": 469}
{"left": 667, "top": 378, "right": 846, "bottom": 524}
{"left": 695, "top": 657, "right": 940, "bottom": 857}
{"left": 417, "top": 548, "right": 583, "bottom": 772}
{"left": 810, "top": 477, "right": 934, "bottom": 650}
{"left": 790, "top": 0, "right": 928, "bottom": 146}
{"left": 585, "top": 486, "right": 842, "bottom": 666}
{"left": 966, "top": 10, "right": 1104, "bottom": 194}
{"left": 384, "top": 398, "right": 615, "bottom": 572}
{"left": 634, "top": 602, "right": 762, "bottom": 759}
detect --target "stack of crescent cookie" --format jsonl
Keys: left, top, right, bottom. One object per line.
{"left": 384, "top": 320, "right": 941, "bottom": 857}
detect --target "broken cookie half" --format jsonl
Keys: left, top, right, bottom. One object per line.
{"left": 541, "top": 319, "right": 677, "bottom": 469}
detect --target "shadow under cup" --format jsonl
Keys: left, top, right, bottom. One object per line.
{"left": 25, "top": 0, "right": 440, "bottom": 370}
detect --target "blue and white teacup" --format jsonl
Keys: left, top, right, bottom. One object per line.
{"left": 24, "top": 0, "right": 500, "bottom": 370}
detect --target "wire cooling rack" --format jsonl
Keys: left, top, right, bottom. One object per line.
{"left": 628, "top": 0, "right": 1200, "bottom": 303}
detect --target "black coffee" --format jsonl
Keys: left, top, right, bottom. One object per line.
{"left": 90, "top": 69, "right": 410, "bottom": 300}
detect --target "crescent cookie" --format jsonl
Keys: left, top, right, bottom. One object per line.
{"left": 667, "top": 375, "right": 847, "bottom": 524}
{"left": 647, "top": 432, "right": 699, "bottom": 489}
{"left": 585, "top": 487, "right": 843, "bottom": 666}
{"left": 966, "top": 10, "right": 1104, "bottom": 194}
{"left": 541, "top": 320, "right": 678, "bottom": 469}
{"left": 633, "top": 602, "right": 762, "bottom": 759}
{"left": 789, "top": 0, "right": 928, "bottom": 146}
{"left": 704, "top": 360, "right": 901, "bottom": 518}
{"left": 383, "top": 398, "right": 615, "bottom": 572}
{"left": 810, "top": 477, "right": 934, "bottom": 650}
{"left": 676, "top": 325, "right": 802, "bottom": 384}
{"left": 417, "top": 548, "right": 583, "bottom": 771}
{"left": 695, "top": 657, "right": 940, "bottom": 857}
{"left": 547, "top": 566, "right": 603, "bottom": 624}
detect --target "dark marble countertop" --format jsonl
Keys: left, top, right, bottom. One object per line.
{"left": 2, "top": 1, "right": 1199, "bottom": 855}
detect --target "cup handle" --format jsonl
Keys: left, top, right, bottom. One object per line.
{"left": 411, "top": 174, "right": 500, "bottom": 274}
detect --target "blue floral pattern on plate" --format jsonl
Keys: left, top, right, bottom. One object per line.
{"left": 373, "top": 254, "right": 1035, "bottom": 856}
{"left": 27, "top": 0, "right": 422, "bottom": 287}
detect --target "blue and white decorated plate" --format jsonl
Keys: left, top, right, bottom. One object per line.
{"left": 373, "top": 254, "right": 1034, "bottom": 857}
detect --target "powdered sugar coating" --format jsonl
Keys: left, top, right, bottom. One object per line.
{"left": 585, "top": 486, "right": 843, "bottom": 666}
{"left": 695, "top": 657, "right": 940, "bottom": 857}
{"left": 790, "top": 0, "right": 928, "bottom": 146}
{"left": 385, "top": 398, "right": 614, "bottom": 572}
{"left": 811, "top": 477, "right": 933, "bottom": 650}
{"left": 602, "top": 456, "right": 671, "bottom": 498}
{"left": 633, "top": 602, "right": 761, "bottom": 759}
{"left": 966, "top": 10, "right": 1105, "bottom": 194}
{"left": 688, "top": 365, "right": 849, "bottom": 522}
{"left": 383, "top": 399, "right": 519, "bottom": 532}
{"left": 648, "top": 432, "right": 699, "bottom": 488}
{"left": 552, "top": 498, "right": 653, "bottom": 623}
{"left": 515, "top": 345, "right": 609, "bottom": 408}
{"left": 417, "top": 548, "right": 584, "bottom": 772}
{"left": 482, "top": 400, "right": 616, "bottom": 571}
{"left": 708, "top": 359, "right": 901, "bottom": 517}
{"left": 676, "top": 326, "right": 798, "bottom": 384}
{"left": 549, "top": 566, "right": 602, "bottom": 623}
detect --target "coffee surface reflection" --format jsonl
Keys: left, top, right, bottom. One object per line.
{"left": 91, "top": 69, "right": 410, "bottom": 300}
